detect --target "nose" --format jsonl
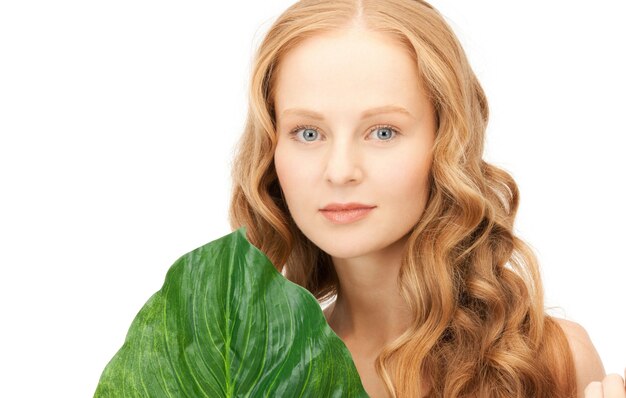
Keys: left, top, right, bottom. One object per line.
{"left": 323, "top": 137, "right": 363, "bottom": 185}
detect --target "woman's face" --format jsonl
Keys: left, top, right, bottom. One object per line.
{"left": 273, "top": 27, "right": 437, "bottom": 260}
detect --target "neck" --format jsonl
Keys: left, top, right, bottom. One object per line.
{"left": 325, "top": 234, "right": 414, "bottom": 356}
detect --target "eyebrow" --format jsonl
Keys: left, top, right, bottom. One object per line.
{"left": 280, "top": 105, "right": 415, "bottom": 121}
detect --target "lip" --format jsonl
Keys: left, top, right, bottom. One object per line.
{"left": 319, "top": 203, "right": 376, "bottom": 224}
{"left": 320, "top": 202, "right": 376, "bottom": 211}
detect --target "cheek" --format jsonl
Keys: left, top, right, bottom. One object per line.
{"left": 274, "top": 145, "right": 290, "bottom": 190}
{"left": 274, "top": 144, "right": 309, "bottom": 200}
{"left": 376, "top": 151, "right": 432, "bottom": 203}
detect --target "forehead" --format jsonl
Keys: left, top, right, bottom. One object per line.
{"left": 274, "top": 28, "right": 427, "bottom": 120}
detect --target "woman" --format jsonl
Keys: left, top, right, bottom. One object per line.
{"left": 228, "top": 0, "right": 622, "bottom": 396}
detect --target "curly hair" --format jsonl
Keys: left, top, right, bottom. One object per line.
{"left": 228, "top": 0, "right": 577, "bottom": 396}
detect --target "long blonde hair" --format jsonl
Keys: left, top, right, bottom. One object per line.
{"left": 228, "top": 0, "right": 577, "bottom": 396}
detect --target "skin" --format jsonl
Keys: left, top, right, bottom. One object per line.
{"left": 556, "top": 318, "right": 624, "bottom": 398}
{"left": 271, "top": 24, "right": 618, "bottom": 398}
{"left": 584, "top": 370, "right": 626, "bottom": 398}
{"left": 273, "top": 26, "right": 434, "bottom": 396}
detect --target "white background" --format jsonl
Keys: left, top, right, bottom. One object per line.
{"left": 1, "top": 1, "right": 624, "bottom": 396}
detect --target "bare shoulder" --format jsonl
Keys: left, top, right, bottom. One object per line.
{"left": 553, "top": 317, "right": 606, "bottom": 395}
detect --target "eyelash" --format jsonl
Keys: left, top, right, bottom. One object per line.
{"left": 288, "top": 124, "right": 400, "bottom": 144}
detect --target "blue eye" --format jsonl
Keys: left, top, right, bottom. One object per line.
{"left": 288, "top": 124, "right": 399, "bottom": 143}
{"left": 373, "top": 126, "right": 395, "bottom": 141}
{"left": 298, "top": 127, "right": 319, "bottom": 142}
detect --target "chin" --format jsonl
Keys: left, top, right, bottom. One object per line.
{"left": 313, "top": 235, "right": 382, "bottom": 260}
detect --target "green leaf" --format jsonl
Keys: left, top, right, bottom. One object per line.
{"left": 94, "top": 227, "right": 369, "bottom": 397}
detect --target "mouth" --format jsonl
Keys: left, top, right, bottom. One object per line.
{"left": 319, "top": 206, "right": 375, "bottom": 224}
{"left": 320, "top": 202, "right": 376, "bottom": 211}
